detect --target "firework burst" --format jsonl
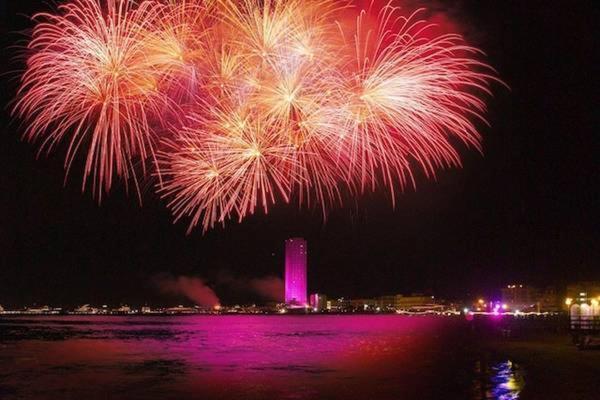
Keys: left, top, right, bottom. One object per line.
{"left": 14, "top": 0, "right": 175, "bottom": 198}
{"left": 13, "top": 0, "right": 502, "bottom": 232}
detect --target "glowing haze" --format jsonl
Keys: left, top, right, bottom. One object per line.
{"left": 13, "top": 0, "right": 501, "bottom": 232}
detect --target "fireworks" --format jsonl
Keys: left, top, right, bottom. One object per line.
{"left": 13, "top": 0, "right": 501, "bottom": 231}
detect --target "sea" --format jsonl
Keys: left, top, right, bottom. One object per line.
{"left": 0, "top": 315, "right": 523, "bottom": 399}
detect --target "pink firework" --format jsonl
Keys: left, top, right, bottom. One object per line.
{"left": 14, "top": 0, "right": 170, "bottom": 198}
{"left": 14, "top": 0, "right": 502, "bottom": 232}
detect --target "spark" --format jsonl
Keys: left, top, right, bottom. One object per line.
{"left": 13, "top": 0, "right": 502, "bottom": 231}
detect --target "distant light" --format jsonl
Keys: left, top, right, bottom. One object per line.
{"left": 478, "top": 299, "right": 484, "bottom": 304}
{"left": 501, "top": 303, "right": 508, "bottom": 310}
{"left": 591, "top": 299, "right": 599, "bottom": 307}
{"left": 565, "top": 298, "right": 573, "bottom": 306}
{"left": 463, "top": 308, "right": 469, "bottom": 314}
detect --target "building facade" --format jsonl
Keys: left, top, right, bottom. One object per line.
{"left": 309, "top": 293, "right": 327, "bottom": 311}
{"left": 285, "top": 238, "right": 308, "bottom": 307}
{"left": 377, "top": 294, "right": 436, "bottom": 311}
{"left": 501, "top": 284, "right": 563, "bottom": 312}
{"left": 566, "top": 281, "right": 600, "bottom": 304}
{"left": 501, "top": 284, "right": 539, "bottom": 311}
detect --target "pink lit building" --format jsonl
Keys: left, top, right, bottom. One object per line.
{"left": 285, "top": 238, "right": 308, "bottom": 307}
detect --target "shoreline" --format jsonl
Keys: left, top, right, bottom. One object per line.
{"left": 482, "top": 334, "right": 600, "bottom": 400}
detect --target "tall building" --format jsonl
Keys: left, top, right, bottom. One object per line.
{"left": 285, "top": 238, "right": 307, "bottom": 307}
{"left": 501, "top": 284, "right": 540, "bottom": 311}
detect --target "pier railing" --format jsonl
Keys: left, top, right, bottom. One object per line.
{"left": 570, "top": 317, "right": 600, "bottom": 332}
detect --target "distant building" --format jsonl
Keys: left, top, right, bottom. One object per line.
{"left": 309, "top": 293, "right": 327, "bottom": 311}
{"left": 0, "top": 305, "right": 4, "bottom": 313}
{"left": 537, "top": 287, "right": 562, "bottom": 312}
{"left": 501, "top": 284, "right": 562, "bottom": 313}
{"left": 396, "top": 295, "right": 437, "bottom": 311}
{"left": 501, "top": 284, "right": 539, "bottom": 312}
{"left": 26, "top": 305, "right": 52, "bottom": 314}
{"left": 74, "top": 304, "right": 99, "bottom": 314}
{"left": 377, "top": 294, "right": 436, "bottom": 311}
{"left": 165, "top": 305, "right": 196, "bottom": 314}
{"left": 141, "top": 306, "right": 152, "bottom": 314}
{"left": 350, "top": 298, "right": 378, "bottom": 311}
{"left": 114, "top": 305, "right": 132, "bottom": 314}
{"left": 328, "top": 297, "right": 351, "bottom": 312}
{"left": 377, "top": 295, "right": 397, "bottom": 310}
{"left": 285, "top": 238, "right": 308, "bottom": 307}
{"left": 566, "top": 281, "right": 600, "bottom": 304}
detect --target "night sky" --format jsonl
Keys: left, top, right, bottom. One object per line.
{"left": 0, "top": 1, "right": 597, "bottom": 307}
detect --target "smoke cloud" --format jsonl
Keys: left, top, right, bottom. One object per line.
{"left": 155, "top": 275, "right": 220, "bottom": 307}
{"left": 249, "top": 276, "right": 284, "bottom": 302}
{"left": 154, "top": 272, "right": 284, "bottom": 305}
{"left": 214, "top": 270, "right": 284, "bottom": 303}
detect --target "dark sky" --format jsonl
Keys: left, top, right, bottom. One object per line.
{"left": 0, "top": 1, "right": 598, "bottom": 307}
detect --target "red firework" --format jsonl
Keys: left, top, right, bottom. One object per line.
{"left": 13, "top": 0, "right": 502, "bottom": 231}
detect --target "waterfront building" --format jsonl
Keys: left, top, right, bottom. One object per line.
{"left": 328, "top": 298, "right": 352, "bottom": 312}
{"left": 113, "top": 305, "right": 132, "bottom": 314}
{"left": 377, "top": 294, "right": 436, "bottom": 311}
{"left": 350, "top": 298, "right": 378, "bottom": 311}
{"left": 395, "top": 295, "right": 436, "bottom": 311}
{"left": 165, "top": 305, "right": 196, "bottom": 314}
{"left": 566, "top": 281, "right": 600, "bottom": 304}
{"left": 285, "top": 238, "right": 308, "bottom": 307}
{"left": 74, "top": 304, "right": 99, "bottom": 314}
{"left": 501, "top": 284, "right": 539, "bottom": 312}
{"left": 537, "top": 287, "right": 562, "bottom": 312}
{"left": 309, "top": 293, "right": 327, "bottom": 311}
{"left": 25, "top": 305, "right": 54, "bottom": 314}
{"left": 377, "top": 295, "right": 398, "bottom": 310}
{"left": 500, "top": 284, "right": 563, "bottom": 313}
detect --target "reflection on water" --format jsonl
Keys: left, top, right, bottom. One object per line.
{"left": 488, "top": 361, "right": 524, "bottom": 400}
{"left": 472, "top": 359, "right": 524, "bottom": 400}
{"left": 0, "top": 316, "right": 523, "bottom": 400}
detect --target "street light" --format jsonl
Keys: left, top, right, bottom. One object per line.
{"left": 565, "top": 298, "right": 573, "bottom": 306}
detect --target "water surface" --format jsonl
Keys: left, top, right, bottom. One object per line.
{"left": 0, "top": 315, "right": 521, "bottom": 399}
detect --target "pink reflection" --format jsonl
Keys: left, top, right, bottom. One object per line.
{"left": 1, "top": 316, "right": 467, "bottom": 399}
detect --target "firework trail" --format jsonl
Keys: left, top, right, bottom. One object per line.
{"left": 13, "top": 0, "right": 502, "bottom": 231}
{"left": 14, "top": 0, "right": 173, "bottom": 198}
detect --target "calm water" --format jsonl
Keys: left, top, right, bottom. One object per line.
{"left": 0, "top": 316, "right": 523, "bottom": 399}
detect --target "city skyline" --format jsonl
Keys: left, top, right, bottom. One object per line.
{"left": 0, "top": 2, "right": 598, "bottom": 400}
{"left": 0, "top": 1, "right": 597, "bottom": 307}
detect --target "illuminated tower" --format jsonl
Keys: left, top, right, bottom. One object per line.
{"left": 285, "top": 238, "right": 307, "bottom": 307}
